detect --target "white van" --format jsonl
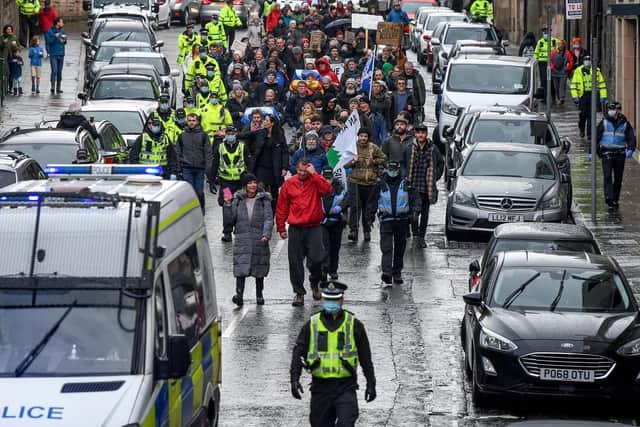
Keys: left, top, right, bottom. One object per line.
{"left": 0, "top": 165, "right": 221, "bottom": 427}
{"left": 434, "top": 55, "right": 543, "bottom": 140}
{"left": 83, "top": 0, "right": 171, "bottom": 29}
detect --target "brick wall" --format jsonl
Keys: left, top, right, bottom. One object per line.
{"left": 1, "top": 0, "right": 20, "bottom": 29}
{"left": 54, "top": 0, "right": 86, "bottom": 18}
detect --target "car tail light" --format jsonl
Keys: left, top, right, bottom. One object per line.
{"left": 403, "top": 24, "right": 409, "bottom": 32}
{"left": 422, "top": 34, "right": 430, "bottom": 41}
{"left": 176, "top": 0, "right": 182, "bottom": 3}
{"left": 157, "top": 0, "right": 165, "bottom": 4}
{"left": 104, "top": 156, "right": 114, "bottom": 164}
{"left": 233, "top": 0, "right": 243, "bottom": 4}
{"left": 202, "top": 0, "right": 211, "bottom": 4}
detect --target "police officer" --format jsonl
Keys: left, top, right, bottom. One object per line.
{"left": 204, "top": 63, "right": 227, "bottom": 105}
{"left": 152, "top": 94, "right": 179, "bottom": 144}
{"left": 185, "top": 46, "right": 221, "bottom": 92}
{"left": 469, "top": 0, "right": 493, "bottom": 23}
{"left": 129, "top": 117, "right": 180, "bottom": 179}
{"left": 177, "top": 23, "right": 198, "bottom": 68}
{"left": 321, "top": 167, "right": 348, "bottom": 281}
{"left": 592, "top": 101, "right": 636, "bottom": 209}
{"left": 571, "top": 55, "right": 607, "bottom": 138}
{"left": 219, "top": 0, "right": 242, "bottom": 46}
{"left": 205, "top": 13, "right": 228, "bottom": 48}
{"left": 534, "top": 27, "right": 558, "bottom": 100}
{"left": 290, "top": 281, "right": 376, "bottom": 427}
{"left": 213, "top": 125, "right": 249, "bottom": 241}
{"left": 183, "top": 94, "right": 200, "bottom": 117}
{"left": 367, "top": 161, "right": 410, "bottom": 285}
{"left": 201, "top": 91, "right": 233, "bottom": 141}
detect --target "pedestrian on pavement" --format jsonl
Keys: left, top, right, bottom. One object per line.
{"left": 38, "top": 0, "right": 57, "bottom": 39}
{"left": 27, "top": 35, "right": 43, "bottom": 94}
{"left": 176, "top": 112, "right": 213, "bottom": 211}
{"left": 1, "top": 25, "right": 18, "bottom": 93}
{"left": 56, "top": 102, "right": 99, "bottom": 140}
{"left": 343, "top": 128, "right": 387, "bottom": 242}
{"left": 382, "top": 116, "right": 414, "bottom": 164}
{"left": 591, "top": 101, "right": 636, "bottom": 210}
{"left": 276, "top": 158, "right": 332, "bottom": 306}
{"left": 8, "top": 47, "right": 24, "bottom": 96}
{"left": 290, "top": 281, "right": 376, "bottom": 427}
{"left": 367, "top": 161, "right": 410, "bottom": 285}
{"left": 289, "top": 131, "right": 328, "bottom": 174}
{"left": 534, "top": 27, "right": 558, "bottom": 102}
{"left": 220, "top": 0, "right": 242, "bottom": 46}
{"left": 129, "top": 117, "right": 180, "bottom": 180}
{"left": 518, "top": 32, "right": 536, "bottom": 58}
{"left": 321, "top": 167, "right": 348, "bottom": 281}
{"left": 402, "top": 124, "right": 444, "bottom": 248}
{"left": 44, "top": 17, "right": 66, "bottom": 94}
{"left": 16, "top": 0, "right": 40, "bottom": 48}
{"left": 550, "top": 39, "right": 573, "bottom": 105}
{"left": 570, "top": 55, "right": 607, "bottom": 138}
{"left": 213, "top": 125, "right": 249, "bottom": 242}
{"left": 224, "top": 172, "right": 273, "bottom": 306}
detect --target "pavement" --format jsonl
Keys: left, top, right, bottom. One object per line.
{"left": 2, "top": 24, "right": 640, "bottom": 427}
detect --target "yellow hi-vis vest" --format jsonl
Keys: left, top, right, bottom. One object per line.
{"left": 139, "top": 133, "right": 170, "bottom": 165}
{"left": 307, "top": 311, "right": 359, "bottom": 379}
{"left": 218, "top": 142, "right": 246, "bottom": 181}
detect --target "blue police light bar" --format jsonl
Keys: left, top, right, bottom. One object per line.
{"left": 44, "top": 164, "right": 164, "bottom": 176}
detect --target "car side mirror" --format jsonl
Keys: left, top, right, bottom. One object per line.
{"left": 469, "top": 259, "right": 480, "bottom": 274}
{"left": 81, "top": 31, "right": 90, "bottom": 39}
{"left": 432, "top": 81, "right": 442, "bottom": 95}
{"left": 561, "top": 137, "right": 571, "bottom": 153}
{"left": 561, "top": 173, "right": 571, "bottom": 184}
{"left": 170, "top": 69, "right": 180, "bottom": 77}
{"left": 154, "top": 40, "right": 165, "bottom": 49}
{"left": 82, "top": 37, "right": 92, "bottom": 46}
{"left": 447, "top": 168, "right": 457, "bottom": 179}
{"left": 463, "top": 292, "right": 483, "bottom": 306}
{"left": 431, "top": 37, "right": 440, "bottom": 46}
{"left": 454, "top": 138, "right": 464, "bottom": 151}
{"left": 441, "top": 52, "right": 448, "bottom": 59}
{"left": 155, "top": 334, "right": 192, "bottom": 380}
{"left": 443, "top": 125, "right": 452, "bottom": 138}
{"left": 77, "top": 92, "right": 87, "bottom": 101}
{"left": 501, "top": 39, "right": 510, "bottom": 47}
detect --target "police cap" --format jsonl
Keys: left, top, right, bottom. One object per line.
{"left": 225, "top": 125, "right": 237, "bottom": 133}
{"left": 321, "top": 280, "right": 348, "bottom": 299}
{"left": 387, "top": 161, "right": 400, "bottom": 171}
{"left": 158, "top": 93, "right": 170, "bottom": 102}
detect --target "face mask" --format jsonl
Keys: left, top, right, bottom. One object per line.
{"left": 583, "top": 60, "right": 591, "bottom": 68}
{"left": 543, "top": 34, "right": 548, "bottom": 40}
{"left": 176, "top": 118, "right": 186, "bottom": 126}
{"left": 210, "top": 98, "right": 219, "bottom": 105}
{"left": 607, "top": 110, "right": 617, "bottom": 118}
{"left": 199, "top": 53, "right": 207, "bottom": 60}
{"left": 322, "top": 300, "right": 341, "bottom": 314}
{"left": 207, "top": 71, "right": 214, "bottom": 78}
{"left": 200, "top": 87, "right": 209, "bottom": 95}
{"left": 573, "top": 45, "right": 580, "bottom": 49}
{"left": 186, "top": 103, "right": 195, "bottom": 109}
{"left": 159, "top": 103, "right": 169, "bottom": 111}
{"left": 225, "top": 135, "right": 236, "bottom": 143}
{"left": 150, "top": 125, "right": 161, "bottom": 134}
{"left": 387, "top": 170, "right": 399, "bottom": 178}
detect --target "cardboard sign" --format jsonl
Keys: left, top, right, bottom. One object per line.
{"left": 310, "top": 31, "right": 325, "bottom": 50}
{"left": 351, "top": 13, "right": 383, "bottom": 31}
{"left": 330, "top": 63, "right": 344, "bottom": 81}
{"left": 230, "top": 40, "right": 247, "bottom": 56}
{"left": 345, "top": 30, "right": 356, "bottom": 44}
{"left": 376, "top": 22, "right": 403, "bottom": 47}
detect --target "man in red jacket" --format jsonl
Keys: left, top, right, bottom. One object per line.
{"left": 39, "top": 0, "right": 58, "bottom": 37}
{"left": 277, "top": 158, "right": 332, "bottom": 306}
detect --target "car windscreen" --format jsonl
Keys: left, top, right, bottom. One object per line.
{"left": 402, "top": 2, "right": 435, "bottom": 14}
{"left": 82, "top": 111, "right": 144, "bottom": 135}
{"left": 426, "top": 15, "right": 465, "bottom": 31}
{"left": 110, "top": 56, "right": 170, "bottom": 75}
{"left": 0, "top": 170, "right": 16, "bottom": 188}
{"left": 94, "top": 0, "right": 148, "bottom": 8}
{"left": 462, "top": 150, "right": 556, "bottom": 180}
{"left": 469, "top": 120, "right": 559, "bottom": 147}
{"left": 492, "top": 239, "right": 598, "bottom": 257}
{"left": 444, "top": 27, "right": 495, "bottom": 44}
{"left": 0, "top": 143, "right": 77, "bottom": 166}
{"left": 491, "top": 267, "right": 633, "bottom": 312}
{"left": 95, "top": 45, "right": 153, "bottom": 61}
{"left": 447, "top": 64, "right": 530, "bottom": 94}
{"left": 96, "top": 30, "right": 152, "bottom": 45}
{"left": 0, "top": 289, "right": 141, "bottom": 376}
{"left": 92, "top": 79, "right": 156, "bottom": 100}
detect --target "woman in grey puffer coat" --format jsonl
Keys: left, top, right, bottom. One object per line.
{"left": 223, "top": 173, "right": 273, "bottom": 306}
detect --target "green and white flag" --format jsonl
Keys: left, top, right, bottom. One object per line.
{"left": 327, "top": 110, "right": 360, "bottom": 182}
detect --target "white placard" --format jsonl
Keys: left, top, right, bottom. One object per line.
{"left": 566, "top": 0, "right": 582, "bottom": 20}
{"left": 330, "top": 63, "right": 344, "bottom": 81}
{"left": 351, "top": 13, "right": 383, "bottom": 31}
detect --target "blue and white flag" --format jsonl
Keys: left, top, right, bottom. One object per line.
{"left": 359, "top": 46, "right": 376, "bottom": 96}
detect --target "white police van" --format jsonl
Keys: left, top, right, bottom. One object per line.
{"left": 0, "top": 165, "right": 221, "bottom": 427}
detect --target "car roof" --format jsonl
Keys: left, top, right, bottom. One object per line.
{"left": 95, "top": 73, "right": 155, "bottom": 82}
{"left": 476, "top": 109, "right": 547, "bottom": 120}
{"left": 500, "top": 251, "right": 616, "bottom": 271}
{"left": 98, "top": 19, "right": 149, "bottom": 30}
{"left": 111, "top": 51, "right": 167, "bottom": 59}
{"left": 462, "top": 104, "right": 531, "bottom": 115}
{"left": 0, "top": 128, "right": 83, "bottom": 145}
{"left": 97, "top": 64, "right": 160, "bottom": 78}
{"left": 471, "top": 142, "right": 550, "bottom": 154}
{"left": 97, "top": 40, "right": 153, "bottom": 48}
{"left": 444, "top": 21, "right": 492, "bottom": 29}
{"left": 450, "top": 54, "right": 533, "bottom": 66}
{"left": 493, "top": 223, "right": 596, "bottom": 242}
{"left": 82, "top": 99, "right": 157, "bottom": 113}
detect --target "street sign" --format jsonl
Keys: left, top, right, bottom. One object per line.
{"left": 566, "top": 0, "right": 582, "bottom": 20}
{"left": 352, "top": 13, "right": 383, "bottom": 31}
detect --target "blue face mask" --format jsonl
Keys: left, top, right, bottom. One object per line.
{"left": 207, "top": 71, "right": 214, "bottom": 78}
{"left": 543, "top": 34, "right": 549, "bottom": 40}
{"left": 200, "top": 87, "right": 209, "bottom": 94}
{"left": 210, "top": 98, "right": 219, "bottom": 105}
{"left": 159, "top": 103, "right": 169, "bottom": 111}
{"left": 583, "top": 60, "right": 591, "bottom": 68}
{"left": 186, "top": 103, "right": 195, "bottom": 108}
{"left": 225, "top": 135, "right": 236, "bottom": 143}
{"left": 387, "top": 170, "right": 399, "bottom": 178}
{"left": 199, "top": 53, "right": 207, "bottom": 60}
{"left": 322, "top": 300, "right": 341, "bottom": 314}
{"left": 150, "top": 125, "right": 161, "bottom": 134}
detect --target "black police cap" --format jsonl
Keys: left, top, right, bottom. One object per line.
{"left": 320, "top": 280, "right": 348, "bottom": 299}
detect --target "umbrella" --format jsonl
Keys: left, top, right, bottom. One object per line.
{"left": 324, "top": 18, "right": 351, "bottom": 31}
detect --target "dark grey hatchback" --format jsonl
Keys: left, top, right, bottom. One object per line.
{"left": 462, "top": 251, "right": 640, "bottom": 407}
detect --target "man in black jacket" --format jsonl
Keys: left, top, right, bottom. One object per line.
{"left": 56, "top": 103, "right": 99, "bottom": 140}
{"left": 176, "top": 113, "right": 213, "bottom": 212}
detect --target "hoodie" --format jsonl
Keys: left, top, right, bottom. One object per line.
{"left": 316, "top": 57, "right": 339, "bottom": 84}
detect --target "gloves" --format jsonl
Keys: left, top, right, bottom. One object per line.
{"left": 588, "top": 153, "right": 592, "bottom": 162}
{"left": 573, "top": 98, "right": 580, "bottom": 105}
{"left": 365, "top": 383, "right": 377, "bottom": 402}
{"left": 627, "top": 149, "right": 634, "bottom": 159}
{"left": 169, "top": 174, "right": 177, "bottom": 180}
{"left": 291, "top": 381, "right": 304, "bottom": 400}
{"left": 209, "top": 181, "right": 217, "bottom": 194}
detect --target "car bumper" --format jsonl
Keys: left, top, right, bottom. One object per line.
{"left": 447, "top": 202, "right": 564, "bottom": 233}
{"left": 475, "top": 347, "right": 640, "bottom": 401}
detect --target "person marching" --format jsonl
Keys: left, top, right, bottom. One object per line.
{"left": 219, "top": 0, "right": 242, "bottom": 46}
{"left": 367, "top": 161, "right": 410, "bottom": 285}
{"left": 176, "top": 112, "right": 212, "bottom": 211}
{"left": 469, "top": 0, "right": 493, "bottom": 22}
{"left": 321, "top": 167, "right": 348, "bottom": 281}
{"left": 152, "top": 94, "right": 180, "bottom": 144}
{"left": 205, "top": 13, "right": 228, "bottom": 49}
{"left": 129, "top": 117, "right": 180, "bottom": 180}
{"left": 224, "top": 173, "right": 273, "bottom": 306}
{"left": 290, "top": 281, "right": 376, "bottom": 426}
{"left": 201, "top": 91, "right": 233, "bottom": 142}
{"left": 213, "top": 125, "right": 249, "bottom": 242}
{"left": 177, "top": 23, "right": 198, "bottom": 73}
{"left": 402, "top": 124, "right": 444, "bottom": 249}
{"left": 570, "top": 55, "right": 607, "bottom": 138}
{"left": 592, "top": 101, "right": 636, "bottom": 210}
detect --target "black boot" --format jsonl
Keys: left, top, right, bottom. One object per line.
{"left": 256, "top": 279, "right": 264, "bottom": 305}
{"left": 50, "top": 81, "right": 55, "bottom": 94}
{"left": 347, "top": 230, "right": 358, "bottom": 241}
{"left": 232, "top": 278, "right": 245, "bottom": 306}
{"left": 56, "top": 80, "right": 63, "bottom": 94}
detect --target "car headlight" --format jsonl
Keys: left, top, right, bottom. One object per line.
{"left": 442, "top": 97, "right": 458, "bottom": 116}
{"left": 479, "top": 327, "right": 518, "bottom": 352}
{"left": 541, "top": 194, "right": 561, "bottom": 209}
{"left": 453, "top": 191, "right": 474, "bottom": 207}
{"left": 617, "top": 338, "right": 640, "bottom": 356}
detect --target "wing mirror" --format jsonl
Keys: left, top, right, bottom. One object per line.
{"left": 561, "top": 173, "right": 571, "bottom": 184}
{"left": 155, "top": 334, "right": 192, "bottom": 380}
{"left": 501, "top": 39, "right": 510, "bottom": 47}
{"left": 447, "top": 168, "right": 457, "bottom": 179}
{"left": 442, "top": 125, "right": 453, "bottom": 138}
{"left": 561, "top": 137, "right": 571, "bottom": 153}
{"left": 463, "top": 292, "right": 483, "bottom": 306}
{"left": 153, "top": 40, "right": 165, "bottom": 50}
{"left": 152, "top": 2, "right": 160, "bottom": 13}
{"left": 77, "top": 92, "right": 87, "bottom": 101}
{"left": 430, "top": 37, "right": 440, "bottom": 46}
{"left": 170, "top": 69, "right": 180, "bottom": 77}
{"left": 81, "top": 31, "right": 90, "bottom": 39}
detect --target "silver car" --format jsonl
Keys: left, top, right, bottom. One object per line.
{"left": 446, "top": 142, "right": 570, "bottom": 240}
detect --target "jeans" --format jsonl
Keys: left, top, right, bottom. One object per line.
{"left": 601, "top": 152, "right": 626, "bottom": 203}
{"left": 410, "top": 192, "right": 430, "bottom": 238}
{"left": 322, "top": 221, "right": 344, "bottom": 275}
{"left": 182, "top": 166, "right": 206, "bottom": 210}
{"left": 551, "top": 75, "right": 566, "bottom": 102}
{"left": 49, "top": 55, "right": 64, "bottom": 82}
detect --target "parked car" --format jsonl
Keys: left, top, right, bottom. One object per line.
{"left": 169, "top": 0, "right": 201, "bottom": 24}
{"left": 91, "top": 63, "right": 164, "bottom": 94}
{"left": 462, "top": 250, "right": 640, "bottom": 406}
{"left": 81, "top": 101, "right": 156, "bottom": 146}
{"left": 400, "top": 0, "right": 438, "bottom": 19}
{"left": 85, "top": 41, "right": 155, "bottom": 84}
{"left": 0, "top": 151, "right": 45, "bottom": 188}
{"left": 83, "top": 0, "right": 171, "bottom": 30}
{"left": 0, "top": 128, "right": 101, "bottom": 166}
{"left": 200, "top": 0, "right": 256, "bottom": 26}
{"left": 418, "top": 11, "right": 467, "bottom": 68}
{"left": 79, "top": 74, "right": 161, "bottom": 104}
{"left": 109, "top": 51, "right": 180, "bottom": 108}
{"left": 88, "top": 5, "right": 151, "bottom": 28}
{"left": 446, "top": 142, "right": 570, "bottom": 240}
{"left": 410, "top": 6, "right": 446, "bottom": 52}
{"left": 468, "top": 223, "right": 601, "bottom": 290}
{"left": 83, "top": 18, "right": 159, "bottom": 54}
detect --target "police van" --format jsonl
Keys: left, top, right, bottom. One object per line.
{"left": 0, "top": 165, "right": 221, "bottom": 427}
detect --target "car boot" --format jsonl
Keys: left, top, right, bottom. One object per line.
{"left": 56, "top": 80, "right": 63, "bottom": 94}
{"left": 256, "top": 282, "right": 265, "bottom": 305}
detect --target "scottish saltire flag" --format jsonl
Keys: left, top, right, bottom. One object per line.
{"left": 359, "top": 47, "right": 376, "bottom": 96}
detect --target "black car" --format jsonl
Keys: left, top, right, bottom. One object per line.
{"left": 84, "top": 41, "right": 155, "bottom": 85}
{"left": 462, "top": 251, "right": 640, "bottom": 406}
{"left": 0, "top": 128, "right": 102, "bottom": 166}
{"left": 468, "top": 223, "right": 601, "bottom": 290}
{"left": 82, "top": 18, "right": 159, "bottom": 53}
{"left": 0, "top": 151, "right": 45, "bottom": 188}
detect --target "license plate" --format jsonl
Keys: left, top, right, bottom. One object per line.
{"left": 539, "top": 368, "right": 594, "bottom": 383}
{"left": 488, "top": 213, "right": 524, "bottom": 223}
{"left": 91, "top": 164, "right": 113, "bottom": 175}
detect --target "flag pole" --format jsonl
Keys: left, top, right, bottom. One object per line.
{"left": 369, "top": 45, "right": 376, "bottom": 98}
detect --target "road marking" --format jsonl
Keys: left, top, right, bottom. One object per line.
{"left": 222, "top": 306, "right": 251, "bottom": 338}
